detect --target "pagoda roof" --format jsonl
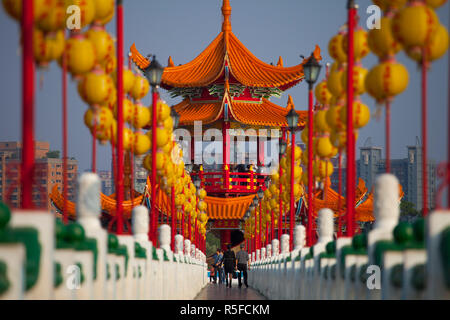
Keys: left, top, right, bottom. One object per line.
{"left": 130, "top": 0, "right": 321, "bottom": 91}
{"left": 174, "top": 96, "right": 307, "bottom": 128}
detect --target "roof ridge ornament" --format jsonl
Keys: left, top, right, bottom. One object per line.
{"left": 287, "top": 95, "right": 295, "bottom": 110}
{"left": 222, "top": 0, "right": 232, "bottom": 32}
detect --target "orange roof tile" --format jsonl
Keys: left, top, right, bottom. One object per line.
{"left": 205, "top": 194, "right": 255, "bottom": 220}
{"left": 130, "top": 1, "right": 322, "bottom": 90}
{"left": 174, "top": 99, "right": 223, "bottom": 126}
{"left": 230, "top": 99, "right": 307, "bottom": 128}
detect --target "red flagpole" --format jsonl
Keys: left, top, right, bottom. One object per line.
{"left": 290, "top": 131, "right": 296, "bottom": 250}
{"left": 422, "top": 51, "right": 429, "bottom": 216}
{"left": 346, "top": 0, "right": 356, "bottom": 237}
{"left": 386, "top": 101, "right": 391, "bottom": 173}
{"left": 337, "top": 152, "right": 342, "bottom": 237}
{"left": 116, "top": 0, "right": 124, "bottom": 234}
{"left": 62, "top": 48, "right": 68, "bottom": 223}
{"left": 171, "top": 186, "right": 176, "bottom": 251}
{"left": 307, "top": 87, "right": 314, "bottom": 246}
{"left": 21, "top": 0, "right": 34, "bottom": 210}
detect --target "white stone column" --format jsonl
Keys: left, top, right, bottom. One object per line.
{"left": 0, "top": 244, "right": 25, "bottom": 300}
{"left": 77, "top": 172, "right": 107, "bottom": 300}
{"left": 159, "top": 224, "right": 172, "bottom": 300}
{"left": 367, "top": 174, "right": 400, "bottom": 300}
{"left": 132, "top": 206, "right": 152, "bottom": 300}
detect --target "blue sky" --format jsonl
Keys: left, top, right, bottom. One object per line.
{"left": 0, "top": 0, "right": 448, "bottom": 176}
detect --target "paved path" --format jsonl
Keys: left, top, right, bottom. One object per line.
{"left": 195, "top": 280, "right": 267, "bottom": 300}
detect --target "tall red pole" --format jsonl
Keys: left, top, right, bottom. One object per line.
{"left": 307, "top": 87, "right": 314, "bottom": 246}
{"left": 385, "top": 101, "right": 391, "bottom": 173}
{"left": 337, "top": 152, "right": 342, "bottom": 237}
{"left": 448, "top": 49, "right": 450, "bottom": 207}
{"left": 279, "top": 128, "right": 285, "bottom": 242}
{"left": 21, "top": 0, "right": 34, "bottom": 210}
{"left": 259, "top": 200, "right": 262, "bottom": 250}
{"left": 271, "top": 209, "right": 274, "bottom": 242}
{"left": 150, "top": 88, "right": 158, "bottom": 241}
{"left": 346, "top": 0, "right": 356, "bottom": 237}
{"left": 289, "top": 131, "right": 295, "bottom": 250}
{"left": 171, "top": 186, "right": 176, "bottom": 251}
{"left": 421, "top": 52, "right": 429, "bottom": 216}
{"left": 115, "top": 0, "right": 124, "bottom": 235}
{"left": 62, "top": 48, "right": 68, "bottom": 224}
{"left": 92, "top": 120, "right": 97, "bottom": 173}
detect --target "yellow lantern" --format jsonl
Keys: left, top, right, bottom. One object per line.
{"left": 114, "top": 68, "right": 135, "bottom": 94}
{"left": 93, "top": 0, "right": 115, "bottom": 22}
{"left": 368, "top": 17, "right": 402, "bottom": 60}
{"left": 84, "top": 107, "right": 114, "bottom": 132}
{"left": 133, "top": 133, "right": 151, "bottom": 155}
{"left": 326, "top": 105, "right": 345, "bottom": 132}
{"left": 315, "top": 136, "right": 336, "bottom": 158}
{"left": 198, "top": 201, "right": 207, "bottom": 211}
{"left": 372, "top": 0, "right": 407, "bottom": 13}
{"left": 198, "top": 189, "right": 207, "bottom": 200}
{"left": 130, "top": 76, "right": 150, "bottom": 101}
{"left": 113, "top": 98, "right": 134, "bottom": 123}
{"left": 327, "top": 66, "right": 345, "bottom": 97}
{"left": 339, "top": 100, "right": 371, "bottom": 129}
{"left": 2, "top": 0, "right": 54, "bottom": 23}
{"left": 85, "top": 26, "right": 114, "bottom": 64}
{"left": 425, "top": 0, "right": 448, "bottom": 8}
{"left": 33, "top": 29, "right": 52, "bottom": 67}
{"left": 328, "top": 33, "right": 347, "bottom": 64}
{"left": 392, "top": 3, "right": 439, "bottom": 50}
{"left": 314, "top": 160, "right": 334, "bottom": 179}
{"left": 65, "top": 0, "right": 96, "bottom": 29}
{"left": 301, "top": 128, "right": 309, "bottom": 144}
{"left": 163, "top": 116, "right": 174, "bottom": 132}
{"left": 80, "top": 69, "right": 113, "bottom": 106}
{"left": 147, "top": 127, "right": 170, "bottom": 148}
{"left": 405, "top": 24, "right": 449, "bottom": 63}
{"left": 365, "top": 61, "right": 409, "bottom": 103}
{"left": 341, "top": 65, "right": 368, "bottom": 96}
{"left": 314, "top": 110, "right": 331, "bottom": 133}
{"left": 101, "top": 55, "right": 116, "bottom": 74}
{"left": 151, "top": 101, "right": 171, "bottom": 124}
{"left": 65, "top": 35, "right": 96, "bottom": 76}
{"left": 131, "top": 103, "right": 151, "bottom": 129}
{"left": 342, "top": 28, "right": 370, "bottom": 61}
{"left": 314, "top": 80, "right": 332, "bottom": 105}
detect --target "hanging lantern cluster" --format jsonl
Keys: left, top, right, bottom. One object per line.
{"left": 324, "top": 21, "right": 371, "bottom": 153}
{"left": 391, "top": 0, "right": 448, "bottom": 65}
{"left": 365, "top": 1, "right": 410, "bottom": 105}
{"left": 142, "top": 123, "right": 208, "bottom": 240}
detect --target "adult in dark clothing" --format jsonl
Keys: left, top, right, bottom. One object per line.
{"left": 223, "top": 244, "right": 236, "bottom": 288}
{"left": 236, "top": 243, "right": 250, "bottom": 288}
{"left": 212, "top": 248, "right": 222, "bottom": 283}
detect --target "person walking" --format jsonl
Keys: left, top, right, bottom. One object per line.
{"left": 212, "top": 248, "right": 221, "bottom": 284}
{"left": 236, "top": 243, "right": 250, "bottom": 288}
{"left": 223, "top": 244, "right": 236, "bottom": 288}
{"left": 217, "top": 249, "right": 224, "bottom": 284}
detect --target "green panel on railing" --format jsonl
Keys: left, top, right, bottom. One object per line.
{"left": 390, "top": 263, "right": 403, "bottom": 288}
{"left": 0, "top": 261, "right": 10, "bottom": 296}
{"left": 116, "top": 245, "right": 129, "bottom": 277}
{"left": 440, "top": 226, "right": 450, "bottom": 289}
{"left": 54, "top": 262, "right": 63, "bottom": 288}
{"left": 75, "top": 262, "right": 85, "bottom": 284}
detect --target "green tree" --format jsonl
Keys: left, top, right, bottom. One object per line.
{"left": 46, "top": 150, "right": 60, "bottom": 159}
{"left": 205, "top": 232, "right": 220, "bottom": 257}
{"left": 400, "top": 200, "right": 419, "bottom": 218}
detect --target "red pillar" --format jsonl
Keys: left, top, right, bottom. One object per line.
{"left": 221, "top": 229, "right": 231, "bottom": 251}
{"left": 279, "top": 128, "right": 286, "bottom": 242}
{"left": 150, "top": 88, "right": 158, "bottom": 241}
{"left": 290, "top": 131, "right": 296, "bottom": 250}
{"left": 259, "top": 201, "right": 262, "bottom": 250}
{"left": 223, "top": 121, "right": 230, "bottom": 190}
{"left": 346, "top": 0, "right": 356, "bottom": 237}
{"left": 21, "top": 0, "right": 34, "bottom": 210}
{"left": 271, "top": 209, "right": 274, "bottom": 242}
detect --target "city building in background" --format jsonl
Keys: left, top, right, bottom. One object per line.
{"left": 98, "top": 170, "right": 114, "bottom": 195}
{"left": 357, "top": 139, "right": 436, "bottom": 211}
{"left": 0, "top": 141, "right": 78, "bottom": 212}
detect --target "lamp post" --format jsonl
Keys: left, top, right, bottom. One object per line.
{"left": 142, "top": 56, "right": 164, "bottom": 243}
{"left": 252, "top": 196, "right": 258, "bottom": 251}
{"left": 244, "top": 210, "right": 250, "bottom": 253}
{"left": 303, "top": 53, "right": 322, "bottom": 246}
{"left": 286, "top": 107, "right": 299, "bottom": 251}
{"left": 257, "top": 187, "right": 264, "bottom": 250}
{"left": 278, "top": 138, "right": 287, "bottom": 242}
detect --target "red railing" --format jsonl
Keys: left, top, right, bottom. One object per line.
{"left": 191, "top": 170, "right": 269, "bottom": 194}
